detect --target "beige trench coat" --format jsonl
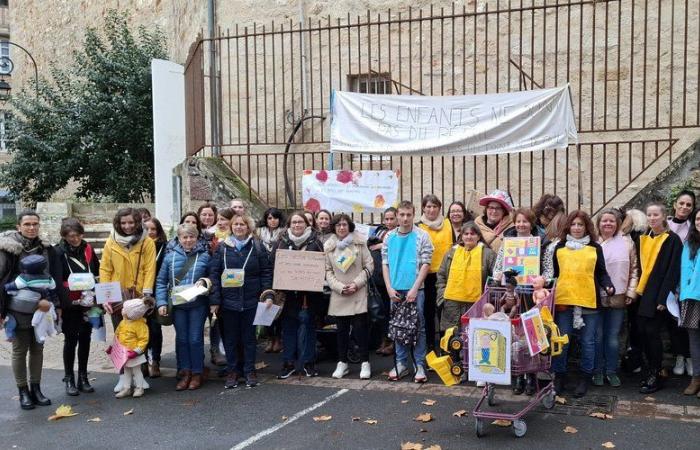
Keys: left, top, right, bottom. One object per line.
{"left": 324, "top": 233, "right": 374, "bottom": 317}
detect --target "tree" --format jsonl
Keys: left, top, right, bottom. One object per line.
{"left": 1, "top": 10, "right": 167, "bottom": 204}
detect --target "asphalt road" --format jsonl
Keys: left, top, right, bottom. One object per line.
{"left": 1, "top": 351, "right": 698, "bottom": 450}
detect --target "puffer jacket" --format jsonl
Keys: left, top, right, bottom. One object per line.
{"left": 155, "top": 240, "right": 211, "bottom": 309}
{"left": 0, "top": 231, "right": 65, "bottom": 322}
{"left": 209, "top": 236, "right": 273, "bottom": 312}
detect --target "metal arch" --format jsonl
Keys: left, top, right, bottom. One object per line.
{"left": 283, "top": 114, "right": 326, "bottom": 208}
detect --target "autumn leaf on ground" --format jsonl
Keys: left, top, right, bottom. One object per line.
{"left": 87, "top": 417, "right": 102, "bottom": 423}
{"left": 643, "top": 396, "right": 655, "bottom": 402}
{"left": 401, "top": 399, "right": 409, "bottom": 404}
{"left": 414, "top": 412, "right": 433, "bottom": 423}
{"left": 182, "top": 399, "right": 199, "bottom": 407}
{"left": 421, "top": 399, "right": 437, "bottom": 406}
{"left": 364, "top": 419, "right": 378, "bottom": 425}
{"left": 255, "top": 361, "right": 269, "bottom": 370}
{"left": 352, "top": 416, "right": 361, "bottom": 421}
{"left": 425, "top": 446, "right": 442, "bottom": 450}
{"left": 313, "top": 415, "right": 332, "bottom": 422}
{"left": 492, "top": 419, "right": 512, "bottom": 427}
{"left": 48, "top": 405, "right": 79, "bottom": 421}
{"left": 602, "top": 442, "right": 616, "bottom": 448}
{"left": 401, "top": 442, "right": 423, "bottom": 450}
{"left": 123, "top": 409, "right": 134, "bottom": 416}
{"left": 452, "top": 410, "right": 467, "bottom": 417}
{"left": 563, "top": 426, "right": 578, "bottom": 433}
{"left": 555, "top": 395, "right": 567, "bottom": 405}
{"left": 281, "top": 416, "right": 288, "bottom": 421}
{"left": 589, "top": 412, "right": 613, "bottom": 420}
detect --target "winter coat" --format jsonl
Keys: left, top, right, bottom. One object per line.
{"left": 0, "top": 231, "right": 65, "bottom": 324}
{"left": 54, "top": 240, "right": 100, "bottom": 311}
{"left": 209, "top": 236, "right": 273, "bottom": 312}
{"left": 474, "top": 214, "right": 513, "bottom": 252}
{"left": 271, "top": 230, "right": 325, "bottom": 319}
{"left": 436, "top": 243, "right": 496, "bottom": 305}
{"left": 115, "top": 317, "right": 149, "bottom": 353}
{"left": 634, "top": 230, "right": 683, "bottom": 318}
{"left": 324, "top": 233, "right": 374, "bottom": 317}
{"left": 156, "top": 240, "right": 212, "bottom": 310}
{"left": 100, "top": 234, "right": 157, "bottom": 297}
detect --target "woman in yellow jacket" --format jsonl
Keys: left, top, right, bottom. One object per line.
{"left": 100, "top": 208, "right": 156, "bottom": 329}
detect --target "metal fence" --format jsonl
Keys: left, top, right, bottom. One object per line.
{"left": 185, "top": 0, "right": 700, "bottom": 216}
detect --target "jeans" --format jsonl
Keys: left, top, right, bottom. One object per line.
{"left": 220, "top": 308, "right": 257, "bottom": 375}
{"left": 336, "top": 313, "right": 369, "bottom": 363}
{"left": 394, "top": 289, "right": 427, "bottom": 369}
{"left": 595, "top": 308, "right": 626, "bottom": 375}
{"left": 552, "top": 308, "right": 601, "bottom": 375}
{"left": 282, "top": 308, "right": 316, "bottom": 369}
{"left": 172, "top": 304, "right": 208, "bottom": 374}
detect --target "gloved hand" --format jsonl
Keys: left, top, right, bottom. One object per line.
{"left": 127, "top": 350, "right": 139, "bottom": 359}
{"left": 105, "top": 346, "right": 113, "bottom": 355}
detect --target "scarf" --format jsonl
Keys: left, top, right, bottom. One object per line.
{"left": 214, "top": 228, "right": 230, "bottom": 241}
{"left": 419, "top": 214, "right": 445, "bottom": 231}
{"left": 259, "top": 227, "right": 283, "bottom": 248}
{"left": 336, "top": 233, "right": 354, "bottom": 250}
{"left": 230, "top": 235, "right": 252, "bottom": 251}
{"left": 565, "top": 234, "right": 590, "bottom": 250}
{"left": 112, "top": 229, "right": 146, "bottom": 249}
{"left": 287, "top": 227, "right": 313, "bottom": 248}
{"left": 59, "top": 239, "right": 87, "bottom": 259}
{"left": 17, "top": 232, "right": 43, "bottom": 254}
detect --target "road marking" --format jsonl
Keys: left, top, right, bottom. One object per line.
{"left": 229, "top": 388, "right": 349, "bottom": 450}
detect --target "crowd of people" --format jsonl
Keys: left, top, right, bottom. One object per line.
{"left": 1, "top": 188, "right": 700, "bottom": 410}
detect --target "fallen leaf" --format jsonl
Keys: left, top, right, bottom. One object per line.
{"left": 452, "top": 409, "right": 467, "bottom": 417}
{"left": 352, "top": 416, "right": 361, "bottom": 422}
{"left": 123, "top": 409, "right": 134, "bottom": 416}
{"left": 421, "top": 399, "right": 437, "bottom": 406}
{"left": 255, "top": 361, "right": 269, "bottom": 370}
{"left": 48, "top": 405, "right": 79, "bottom": 421}
{"left": 401, "top": 442, "right": 423, "bottom": 450}
{"left": 182, "top": 399, "right": 200, "bottom": 407}
{"left": 364, "top": 419, "right": 378, "bottom": 425}
{"left": 414, "top": 413, "right": 433, "bottom": 423}
{"left": 420, "top": 428, "right": 428, "bottom": 433}
{"left": 492, "top": 419, "right": 512, "bottom": 427}
{"left": 602, "top": 442, "right": 616, "bottom": 448}
{"left": 589, "top": 412, "right": 613, "bottom": 420}
{"left": 281, "top": 416, "right": 288, "bottom": 421}
{"left": 89, "top": 378, "right": 96, "bottom": 382}
{"left": 644, "top": 396, "right": 655, "bottom": 402}
{"left": 563, "top": 426, "right": 578, "bottom": 434}
{"left": 401, "top": 399, "right": 410, "bottom": 404}
{"left": 87, "top": 417, "right": 102, "bottom": 423}
{"left": 555, "top": 395, "right": 567, "bottom": 405}
{"left": 313, "top": 415, "right": 333, "bottom": 422}
{"left": 425, "top": 446, "right": 442, "bottom": 450}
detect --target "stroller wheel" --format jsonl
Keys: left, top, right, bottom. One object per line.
{"left": 542, "top": 390, "right": 555, "bottom": 409}
{"left": 512, "top": 419, "right": 527, "bottom": 438}
{"left": 475, "top": 418, "right": 485, "bottom": 438}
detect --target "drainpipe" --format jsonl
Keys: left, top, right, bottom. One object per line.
{"left": 208, "top": 0, "right": 220, "bottom": 156}
{"left": 298, "top": 0, "right": 309, "bottom": 114}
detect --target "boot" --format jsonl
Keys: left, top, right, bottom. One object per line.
{"left": 683, "top": 376, "right": 700, "bottom": 396}
{"left": 63, "top": 375, "right": 79, "bottom": 396}
{"left": 379, "top": 340, "right": 394, "bottom": 356}
{"left": 573, "top": 377, "right": 589, "bottom": 398}
{"left": 376, "top": 337, "right": 390, "bottom": 355}
{"left": 149, "top": 362, "right": 161, "bottom": 378}
{"left": 188, "top": 374, "right": 203, "bottom": 390}
{"left": 176, "top": 370, "right": 191, "bottom": 391}
{"left": 211, "top": 348, "right": 226, "bottom": 366}
{"left": 18, "top": 386, "right": 35, "bottom": 410}
{"left": 29, "top": 383, "right": 51, "bottom": 406}
{"left": 77, "top": 372, "right": 95, "bottom": 393}
{"left": 513, "top": 375, "right": 525, "bottom": 395}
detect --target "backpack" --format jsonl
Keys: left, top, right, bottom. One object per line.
{"left": 388, "top": 300, "right": 419, "bottom": 346}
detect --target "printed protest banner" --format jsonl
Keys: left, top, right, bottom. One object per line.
{"left": 302, "top": 169, "right": 399, "bottom": 214}
{"left": 502, "top": 237, "right": 541, "bottom": 284}
{"left": 272, "top": 249, "right": 326, "bottom": 292}
{"left": 467, "top": 319, "right": 512, "bottom": 385}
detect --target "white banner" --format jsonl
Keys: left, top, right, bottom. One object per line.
{"left": 330, "top": 85, "right": 577, "bottom": 156}
{"left": 302, "top": 170, "right": 399, "bottom": 214}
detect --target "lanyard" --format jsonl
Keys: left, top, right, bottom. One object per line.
{"left": 65, "top": 254, "right": 87, "bottom": 273}
{"left": 224, "top": 244, "right": 253, "bottom": 271}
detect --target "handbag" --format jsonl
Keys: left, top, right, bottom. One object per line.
{"left": 157, "top": 254, "right": 199, "bottom": 326}
{"left": 364, "top": 268, "right": 385, "bottom": 323}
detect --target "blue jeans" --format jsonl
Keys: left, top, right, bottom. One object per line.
{"left": 393, "top": 289, "right": 427, "bottom": 369}
{"left": 552, "top": 308, "right": 601, "bottom": 375}
{"left": 595, "top": 308, "right": 626, "bottom": 375}
{"left": 282, "top": 308, "right": 316, "bottom": 369}
{"left": 172, "top": 304, "right": 208, "bottom": 374}
{"left": 220, "top": 308, "right": 257, "bottom": 375}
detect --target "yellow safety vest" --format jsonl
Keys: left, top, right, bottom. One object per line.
{"left": 636, "top": 232, "right": 669, "bottom": 295}
{"left": 420, "top": 220, "right": 453, "bottom": 273}
{"left": 555, "top": 246, "right": 598, "bottom": 308}
{"left": 444, "top": 244, "right": 483, "bottom": 302}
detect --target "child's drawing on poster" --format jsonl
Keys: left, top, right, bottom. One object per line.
{"left": 468, "top": 319, "right": 511, "bottom": 385}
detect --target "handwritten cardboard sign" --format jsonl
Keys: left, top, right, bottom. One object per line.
{"left": 273, "top": 249, "right": 326, "bottom": 292}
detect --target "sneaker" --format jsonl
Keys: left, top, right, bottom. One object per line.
{"left": 573, "top": 377, "right": 589, "bottom": 398}
{"left": 303, "top": 363, "right": 319, "bottom": 377}
{"left": 606, "top": 374, "right": 622, "bottom": 388}
{"left": 225, "top": 372, "right": 240, "bottom": 389}
{"left": 673, "top": 355, "right": 686, "bottom": 376}
{"left": 246, "top": 372, "right": 259, "bottom": 388}
{"left": 332, "top": 362, "right": 349, "bottom": 379}
{"left": 686, "top": 358, "right": 694, "bottom": 376}
{"left": 277, "top": 364, "right": 296, "bottom": 380}
{"left": 414, "top": 366, "right": 427, "bottom": 383}
{"left": 592, "top": 373, "right": 605, "bottom": 386}
{"left": 132, "top": 387, "right": 144, "bottom": 398}
{"left": 115, "top": 388, "right": 132, "bottom": 399}
{"left": 388, "top": 362, "right": 409, "bottom": 381}
{"left": 360, "top": 362, "right": 371, "bottom": 380}
{"left": 639, "top": 374, "right": 661, "bottom": 394}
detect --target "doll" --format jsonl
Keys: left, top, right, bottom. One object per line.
{"left": 531, "top": 276, "right": 550, "bottom": 305}
{"left": 482, "top": 302, "right": 495, "bottom": 318}
{"left": 499, "top": 270, "right": 520, "bottom": 318}
{"left": 108, "top": 297, "right": 154, "bottom": 398}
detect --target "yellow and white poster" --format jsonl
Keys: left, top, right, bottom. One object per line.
{"left": 467, "top": 318, "right": 511, "bottom": 385}
{"left": 301, "top": 169, "right": 400, "bottom": 214}
{"left": 520, "top": 307, "right": 550, "bottom": 356}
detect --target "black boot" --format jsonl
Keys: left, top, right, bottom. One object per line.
{"left": 77, "top": 372, "right": 95, "bottom": 393}
{"left": 18, "top": 386, "right": 35, "bottom": 410}
{"left": 29, "top": 383, "right": 51, "bottom": 406}
{"left": 554, "top": 373, "right": 567, "bottom": 394}
{"left": 513, "top": 375, "right": 525, "bottom": 395}
{"left": 63, "top": 375, "right": 79, "bottom": 396}
{"left": 574, "top": 376, "right": 589, "bottom": 398}
{"left": 525, "top": 374, "right": 537, "bottom": 396}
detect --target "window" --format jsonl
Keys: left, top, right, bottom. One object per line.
{"left": 0, "top": 41, "right": 9, "bottom": 75}
{"left": 0, "top": 110, "right": 8, "bottom": 152}
{"left": 347, "top": 73, "right": 393, "bottom": 94}
{"left": 0, "top": 1, "right": 8, "bottom": 8}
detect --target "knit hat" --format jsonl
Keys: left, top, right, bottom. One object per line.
{"left": 19, "top": 254, "right": 48, "bottom": 275}
{"left": 479, "top": 189, "right": 515, "bottom": 212}
{"left": 122, "top": 298, "right": 152, "bottom": 320}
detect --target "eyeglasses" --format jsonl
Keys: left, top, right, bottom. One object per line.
{"left": 486, "top": 206, "right": 504, "bottom": 212}
{"left": 290, "top": 220, "right": 306, "bottom": 225}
